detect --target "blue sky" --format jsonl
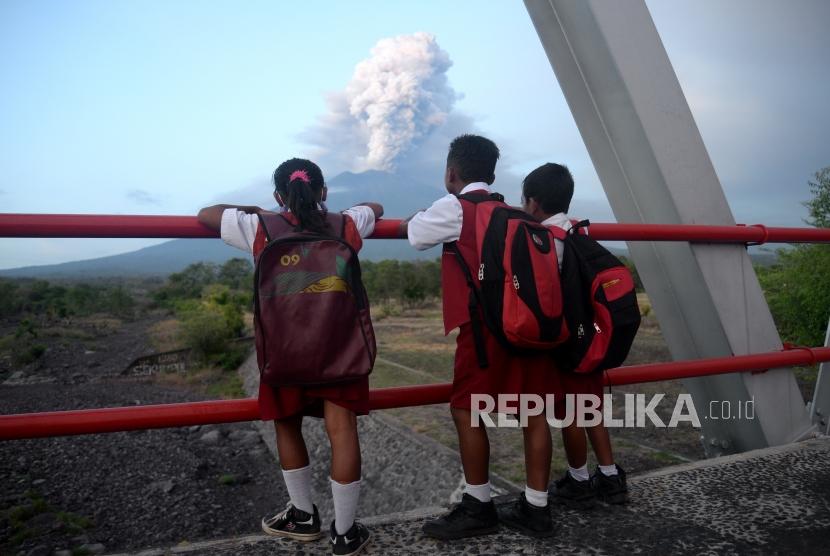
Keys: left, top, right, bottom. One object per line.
{"left": 1, "top": 0, "right": 828, "bottom": 269}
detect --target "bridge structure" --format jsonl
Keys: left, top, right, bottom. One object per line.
{"left": 2, "top": 0, "right": 830, "bottom": 553}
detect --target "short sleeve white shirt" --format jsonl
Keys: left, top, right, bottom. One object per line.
{"left": 406, "top": 182, "right": 491, "bottom": 251}
{"left": 219, "top": 205, "right": 376, "bottom": 255}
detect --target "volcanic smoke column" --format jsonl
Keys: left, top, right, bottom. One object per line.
{"left": 308, "top": 32, "right": 457, "bottom": 173}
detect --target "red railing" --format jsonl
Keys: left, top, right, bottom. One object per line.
{"left": 2, "top": 347, "right": 829, "bottom": 440}
{"left": 2, "top": 214, "right": 830, "bottom": 244}
{"left": 2, "top": 212, "right": 829, "bottom": 441}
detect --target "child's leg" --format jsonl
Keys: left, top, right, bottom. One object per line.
{"left": 452, "top": 406, "right": 490, "bottom": 498}
{"left": 522, "top": 414, "right": 552, "bottom": 492}
{"left": 522, "top": 413, "right": 552, "bottom": 509}
{"left": 274, "top": 415, "right": 314, "bottom": 514}
{"left": 586, "top": 423, "right": 615, "bottom": 467}
{"left": 561, "top": 422, "right": 588, "bottom": 468}
{"left": 324, "top": 401, "right": 361, "bottom": 535}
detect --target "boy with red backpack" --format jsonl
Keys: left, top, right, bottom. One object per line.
{"left": 198, "top": 158, "right": 382, "bottom": 556}
{"left": 402, "top": 135, "right": 560, "bottom": 539}
{"left": 521, "top": 163, "right": 631, "bottom": 507}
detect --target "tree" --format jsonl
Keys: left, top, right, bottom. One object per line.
{"left": 758, "top": 166, "right": 830, "bottom": 347}
{"left": 806, "top": 167, "right": 830, "bottom": 228}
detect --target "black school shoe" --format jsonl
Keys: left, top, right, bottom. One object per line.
{"left": 498, "top": 493, "right": 555, "bottom": 538}
{"left": 592, "top": 465, "right": 629, "bottom": 504}
{"left": 422, "top": 493, "right": 499, "bottom": 540}
{"left": 549, "top": 471, "right": 597, "bottom": 509}
{"left": 261, "top": 503, "right": 323, "bottom": 541}
{"left": 330, "top": 520, "right": 371, "bottom": 556}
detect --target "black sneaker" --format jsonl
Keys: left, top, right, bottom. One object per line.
{"left": 261, "top": 503, "right": 323, "bottom": 541}
{"left": 422, "top": 493, "right": 499, "bottom": 540}
{"left": 498, "top": 492, "right": 555, "bottom": 538}
{"left": 592, "top": 465, "right": 629, "bottom": 504}
{"left": 549, "top": 471, "right": 597, "bottom": 509}
{"left": 330, "top": 520, "right": 371, "bottom": 556}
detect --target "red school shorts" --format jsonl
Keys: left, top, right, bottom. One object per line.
{"left": 451, "top": 323, "right": 562, "bottom": 410}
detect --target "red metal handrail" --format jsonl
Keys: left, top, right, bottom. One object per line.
{"left": 2, "top": 213, "right": 830, "bottom": 244}
{"left": 2, "top": 346, "right": 828, "bottom": 440}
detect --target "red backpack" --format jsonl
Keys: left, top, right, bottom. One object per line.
{"left": 448, "top": 193, "right": 569, "bottom": 367}
{"left": 551, "top": 220, "right": 641, "bottom": 373}
{"left": 253, "top": 211, "right": 376, "bottom": 386}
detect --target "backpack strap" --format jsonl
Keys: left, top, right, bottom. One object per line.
{"left": 456, "top": 192, "right": 505, "bottom": 204}
{"left": 257, "top": 211, "right": 295, "bottom": 242}
{"left": 257, "top": 210, "right": 345, "bottom": 241}
{"left": 325, "top": 211, "right": 347, "bottom": 238}
{"left": 446, "top": 242, "right": 489, "bottom": 369}
{"left": 570, "top": 219, "right": 590, "bottom": 236}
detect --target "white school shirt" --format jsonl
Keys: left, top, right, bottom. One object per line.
{"left": 406, "top": 182, "right": 491, "bottom": 251}
{"left": 220, "top": 205, "right": 376, "bottom": 254}
{"left": 541, "top": 212, "right": 573, "bottom": 269}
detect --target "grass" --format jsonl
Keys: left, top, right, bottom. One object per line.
{"left": 369, "top": 299, "right": 704, "bottom": 483}
{"left": 0, "top": 490, "right": 90, "bottom": 552}
{"left": 155, "top": 365, "right": 247, "bottom": 399}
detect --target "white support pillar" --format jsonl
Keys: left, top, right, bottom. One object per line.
{"left": 524, "top": 0, "right": 813, "bottom": 455}
{"left": 809, "top": 318, "right": 830, "bottom": 435}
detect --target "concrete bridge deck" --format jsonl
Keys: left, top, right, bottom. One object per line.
{"left": 113, "top": 436, "right": 830, "bottom": 555}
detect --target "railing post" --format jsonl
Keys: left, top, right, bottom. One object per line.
{"left": 810, "top": 317, "right": 830, "bottom": 435}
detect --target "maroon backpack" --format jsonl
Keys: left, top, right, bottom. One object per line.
{"left": 449, "top": 192, "right": 569, "bottom": 367}
{"left": 253, "top": 211, "right": 376, "bottom": 386}
{"left": 551, "top": 220, "right": 641, "bottom": 373}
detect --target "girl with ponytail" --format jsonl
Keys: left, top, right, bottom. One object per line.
{"left": 198, "top": 158, "right": 382, "bottom": 555}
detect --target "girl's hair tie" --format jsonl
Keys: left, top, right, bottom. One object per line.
{"left": 288, "top": 169, "right": 311, "bottom": 184}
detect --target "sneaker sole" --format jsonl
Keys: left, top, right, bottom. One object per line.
{"left": 261, "top": 521, "right": 325, "bottom": 542}
{"left": 422, "top": 524, "right": 499, "bottom": 541}
{"left": 334, "top": 531, "right": 372, "bottom": 556}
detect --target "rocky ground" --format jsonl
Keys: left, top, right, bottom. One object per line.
{"left": 0, "top": 316, "right": 488, "bottom": 556}
{"left": 0, "top": 314, "right": 293, "bottom": 556}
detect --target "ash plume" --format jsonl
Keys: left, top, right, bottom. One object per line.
{"left": 304, "top": 32, "right": 457, "bottom": 173}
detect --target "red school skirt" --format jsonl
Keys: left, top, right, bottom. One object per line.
{"left": 451, "top": 323, "right": 562, "bottom": 410}
{"left": 258, "top": 378, "right": 370, "bottom": 421}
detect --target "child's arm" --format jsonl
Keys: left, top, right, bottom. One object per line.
{"left": 197, "top": 204, "right": 263, "bottom": 254}
{"left": 197, "top": 204, "right": 263, "bottom": 231}
{"left": 405, "top": 195, "right": 463, "bottom": 251}
{"left": 342, "top": 202, "right": 384, "bottom": 239}
{"left": 353, "top": 202, "right": 383, "bottom": 220}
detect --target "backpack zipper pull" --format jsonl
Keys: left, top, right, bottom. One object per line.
{"left": 478, "top": 264, "right": 484, "bottom": 281}
{"left": 513, "top": 275, "right": 520, "bottom": 290}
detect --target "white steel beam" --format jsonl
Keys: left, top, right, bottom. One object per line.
{"left": 524, "top": 0, "right": 813, "bottom": 455}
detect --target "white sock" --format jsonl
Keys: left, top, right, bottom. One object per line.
{"left": 331, "top": 478, "right": 361, "bottom": 535}
{"left": 281, "top": 465, "right": 313, "bottom": 514}
{"left": 568, "top": 465, "right": 590, "bottom": 482}
{"left": 464, "top": 480, "right": 491, "bottom": 503}
{"left": 524, "top": 485, "right": 549, "bottom": 508}
{"left": 599, "top": 464, "right": 619, "bottom": 477}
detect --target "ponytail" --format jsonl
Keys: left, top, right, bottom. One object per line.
{"left": 273, "top": 159, "right": 330, "bottom": 235}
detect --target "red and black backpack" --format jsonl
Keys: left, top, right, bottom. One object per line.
{"left": 448, "top": 192, "right": 569, "bottom": 367}
{"left": 551, "top": 220, "right": 641, "bottom": 374}
{"left": 253, "top": 211, "right": 376, "bottom": 386}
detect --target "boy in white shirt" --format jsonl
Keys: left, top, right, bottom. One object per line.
{"left": 521, "top": 162, "right": 628, "bottom": 507}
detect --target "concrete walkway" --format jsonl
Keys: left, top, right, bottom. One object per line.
{"left": 112, "top": 436, "right": 830, "bottom": 555}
